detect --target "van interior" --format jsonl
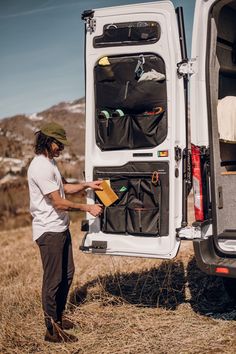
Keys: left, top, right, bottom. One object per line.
{"left": 208, "top": 0, "right": 236, "bottom": 235}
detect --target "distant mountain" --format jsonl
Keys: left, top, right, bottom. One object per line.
{"left": 0, "top": 97, "right": 85, "bottom": 182}
{"left": 0, "top": 98, "right": 86, "bottom": 230}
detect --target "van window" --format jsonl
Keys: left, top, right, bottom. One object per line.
{"left": 94, "top": 21, "right": 160, "bottom": 48}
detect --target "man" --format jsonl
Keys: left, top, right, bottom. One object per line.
{"left": 27, "top": 122, "right": 103, "bottom": 343}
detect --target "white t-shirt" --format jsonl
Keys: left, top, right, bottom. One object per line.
{"left": 27, "top": 154, "right": 69, "bottom": 241}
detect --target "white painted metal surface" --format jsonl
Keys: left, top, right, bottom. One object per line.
{"left": 83, "top": 1, "right": 186, "bottom": 258}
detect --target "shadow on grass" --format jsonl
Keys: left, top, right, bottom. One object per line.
{"left": 70, "top": 256, "right": 236, "bottom": 319}
{"left": 70, "top": 260, "right": 185, "bottom": 310}
{"left": 186, "top": 257, "right": 236, "bottom": 318}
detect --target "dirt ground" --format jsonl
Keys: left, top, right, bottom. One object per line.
{"left": 1, "top": 198, "right": 236, "bottom": 354}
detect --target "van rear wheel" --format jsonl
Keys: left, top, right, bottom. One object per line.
{"left": 223, "top": 277, "right": 236, "bottom": 302}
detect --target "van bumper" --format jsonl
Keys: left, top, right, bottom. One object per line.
{"left": 193, "top": 236, "right": 236, "bottom": 278}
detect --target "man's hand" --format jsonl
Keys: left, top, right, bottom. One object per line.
{"left": 87, "top": 204, "right": 103, "bottom": 217}
{"left": 86, "top": 180, "right": 103, "bottom": 191}
{"left": 63, "top": 180, "right": 103, "bottom": 195}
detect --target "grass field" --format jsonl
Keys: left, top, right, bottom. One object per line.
{"left": 1, "top": 214, "right": 236, "bottom": 354}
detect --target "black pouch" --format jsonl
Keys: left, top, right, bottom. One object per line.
{"left": 122, "top": 81, "right": 166, "bottom": 113}
{"left": 132, "top": 110, "right": 166, "bottom": 148}
{"left": 127, "top": 207, "right": 159, "bottom": 235}
{"left": 102, "top": 205, "right": 127, "bottom": 233}
{"left": 96, "top": 115, "right": 132, "bottom": 150}
{"left": 102, "top": 178, "right": 129, "bottom": 233}
{"left": 110, "top": 178, "right": 130, "bottom": 204}
{"left": 126, "top": 177, "right": 161, "bottom": 236}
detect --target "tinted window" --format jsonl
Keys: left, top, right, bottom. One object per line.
{"left": 94, "top": 21, "right": 161, "bottom": 48}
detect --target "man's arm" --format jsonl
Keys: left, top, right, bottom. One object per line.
{"left": 62, "top": 180, "right": 103, "bottom": 195}
{"left": 47, "top": 190, "right": 103, "bottom": 217}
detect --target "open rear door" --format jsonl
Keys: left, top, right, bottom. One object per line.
{"left": 191, "top": 0, "right": 236, "bottom": 277}
{"left": 81, "top": 1, "right": 186, "bottom": 259}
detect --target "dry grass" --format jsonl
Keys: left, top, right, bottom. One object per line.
{"left": 1, "top": 218, "right": 236, "bottom": 354}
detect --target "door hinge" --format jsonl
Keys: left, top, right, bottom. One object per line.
{"left": 81, "top": 10, "right": 96, "bottom": 33}
{"left": 177, "top": 58, "right": 197, "bottom": 78}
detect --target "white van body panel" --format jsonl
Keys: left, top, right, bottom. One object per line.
{"left": 83, "top": 1, "right": 186, "bottom": 258}
{"left": 190, "top": 0, "right": 216, "bottom": 146}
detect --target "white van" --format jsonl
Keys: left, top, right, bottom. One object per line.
{"left": 80, "top": 0, "right": 236, "bottom": 292}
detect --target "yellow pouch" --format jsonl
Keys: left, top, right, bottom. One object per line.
{"left": 95, "top": 180, "right": 118, "bottom": 207}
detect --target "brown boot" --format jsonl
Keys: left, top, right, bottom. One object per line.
{"left": 44, "top": 322, "right": 78, "bottom": 343}
{"left": 61, "top": 316, "right": 75, "bottom": 330}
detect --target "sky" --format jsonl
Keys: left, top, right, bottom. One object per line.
{"left": 0, "top": 0, "right": 196, "bottom": 119}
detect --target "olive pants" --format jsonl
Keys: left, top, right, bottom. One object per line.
{"left": 36, "top": 229, "right": 75, "bottom": 330}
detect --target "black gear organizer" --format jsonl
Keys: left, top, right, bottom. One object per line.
{"left": 94, "top": 53, "right": 167, "bottom": 150}
{"left": 94, "top": 162, "right": 169, "bottom": 237}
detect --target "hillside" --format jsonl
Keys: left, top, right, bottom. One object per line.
{"left": 0, "top": 98, "right": 85, "bottom": 230}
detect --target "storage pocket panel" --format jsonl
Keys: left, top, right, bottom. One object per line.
{"left": 127, "top": 207, "right": 159, "bottom": 236}
{"left": 102, "top": 206, "right": 126, "bottom": 233}
{"left": 96, "top": 115, "right": 132, "bottom": 150}
{"left": 96, "top": 110, "right": 167, "bottom": 150}
{"left": 132, "top": 110, "right": 166, "bottom": 148}
{"left": 94, "top": 161, "right": 169, "bottom": 236}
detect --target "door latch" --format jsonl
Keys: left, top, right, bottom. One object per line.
{"left": 175, "top": 146, "right": 182, "bottom": 162}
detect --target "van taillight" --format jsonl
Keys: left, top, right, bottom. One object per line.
{"left": 215, "top": 267, "right": 229, "bottom": 275}
{"left": 191, "top": 144, "right": 204, "bottom": 221}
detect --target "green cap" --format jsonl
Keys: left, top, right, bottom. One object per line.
{"left": 40, "top": 122, "right": 70, "bottom": 145}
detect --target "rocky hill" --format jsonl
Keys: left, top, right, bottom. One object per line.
{"left": 0, "top": 98, "right": 85, "bottom": 229}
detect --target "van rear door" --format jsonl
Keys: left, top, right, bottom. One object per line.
{"left": 81, "top": 1, "right": 187, "bottom": 259}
